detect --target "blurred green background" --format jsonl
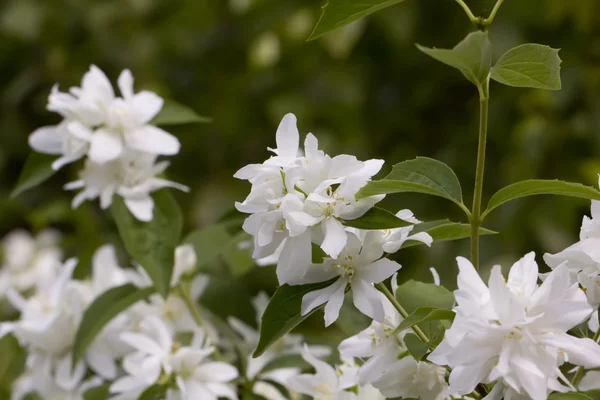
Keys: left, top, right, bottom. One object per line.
{"left": 0, "top": 0, "right": 600, "bottom": 295}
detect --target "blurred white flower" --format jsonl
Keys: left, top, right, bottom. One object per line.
{"left": 429, "top": 253, "right": 600, "bottom": 400}
{"left": 0, "top": 229, "right": 62, "bottom": 300}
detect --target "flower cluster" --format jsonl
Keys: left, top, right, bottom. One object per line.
{"left": 29, "top": 66, "right": 188, "bottom": 221}
{"left": 236, "top": 114, "right": 432, "bottom": 326}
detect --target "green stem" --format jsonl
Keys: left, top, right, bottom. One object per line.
{"left": 376, "top": 283, "right": 430, "bottom": 345}
{"left": 470, "top": 86, "right": 489, "bottom": 270}
{"left": 572, "top": 328, "right": 600, "bottom": 388}
{"left": 482, "top": 0, "right": 505, "bottom": 27}
{"left": 454, "top": 0, "right": 481, "bottom": 26}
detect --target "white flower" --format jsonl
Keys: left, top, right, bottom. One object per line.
{"left": 12, "top": 368, "right": 103, "bottom": 400}
{"left": 287, "top": 345, "right": 358, "bottom": 400}
{"left": 428, "top": 253, "right": 600, "bottom": 400}
{"left": 0, "top": 229, "right": 62, "bottom": 299}
{"left": 65, "top": 150, "right": 188, "bottom": 221}
{"left": 379, "top": 210, "right": 433, "bottom": 253}
{"left": 297, "top": 231, "right": 401, "bottom": 326}
{"left": 338, "top": 294, "right": 448, "bottom": 399}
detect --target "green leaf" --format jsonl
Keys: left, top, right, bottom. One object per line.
{"left": 403, "top": 333, "right": 429, "bottom": 360}
{"left": 151, "top": 99, "right": 212, "bottom": 125}
{"left": 254, "top": 279, "right": 338, "bottom": 357}
{"left": 395, "top": 280, "right": 454, "bottom": 337}
{"left": 342, "top": 207, "right": 413, "bottom": 230}
{"left": 11, "top": 152, "right": 58, "bottom": 198}
{"left": 112, "top": 190, "right": 183, "bottom": 298}
{"left": 393, "top": 307, "right": 455, "bottom": 335}
{"left": 72, "top": 284, "right": 154, "bottom": 366}
{"left": 357, "top": 157, "right": 464, "bottom": 206}
{"left": 482, "top": 179, "right": 600, "bottom": 219}
{"left": 83, "top": 384, "right": 111, "bottom": 400}
{"left": 184, "top": 224, "right": 233, "bottom": 269}
{"left": 308, "top": 0, "right": 407, "bottom": 41}
{"left": 137, "top": 384, "right": 169, "bottom": 400}
{"left": 548, "top": 393, "right": 594, "bottom": 400}
{"left": 491, "top": 44, "right": 562, "bottom": 90}
{"left": 402, "top": 221, "right": 497, "bottom": 248}
{"left": 199, "top": 276, "right": 257, "bottom": 327}
{"left": 417, "top": 31, "right": 492, "bottom": 87}
{"left": 222, "top": 232, "right": 255, "bottom": 277}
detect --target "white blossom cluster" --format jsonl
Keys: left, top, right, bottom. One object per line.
{"left": 29, "top": 66, "right": 188, "bottom": 221}
{"left": 235, "top": 113, "right": 432, "bottom": 326}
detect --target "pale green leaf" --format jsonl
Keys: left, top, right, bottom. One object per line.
{"left": 491, "top": 44, "right": 562, "bottom": 90}
{"left": 482, "top": 179, "right": 600, "bottom": 219}
{"left": 393, "top": 306, "right": 455, "bottom": 335}
{"left": 403, "top": 333, "right": 429, "bottom": 360}
{"left": 308, "top": 0, "right": 407, "bottom": 40}
{"left": 402, "top": 221, "right": 497, "bottom": 248}
{"left": 417, "top": 31, "right": 492, "bottom": 87}
{"left": 11, "top": 152, "right": 58, "bottom": 198}
{"left": 111, "top": 190, "right": 183, "bottom": 298}
{"left": 72, "top": 284, "right": 154, "bottom": 366}
{"left": 152, "top": 99, "right": 212, "bottom": 125}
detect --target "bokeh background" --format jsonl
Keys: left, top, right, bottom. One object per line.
{"left": 0, "top": 0, "right": 599, "bottom": 394}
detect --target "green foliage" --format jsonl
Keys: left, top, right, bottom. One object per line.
{"left": 11, "top": 152, "right": 58, "bottom": 198}
{"left": 308, "top": 0, "right": 408, "bottom": 40}
{"left": 199, "top": 276, "right": 257, "bottom": 327}
{"left": 72, "top": 284, "right": 155, "bottom": 367}
{"left": 417, "top": 31, "right": 492, "bottom": 89}
{"left": 137, "top": 384, "right": 169, "bottom": 400}
{"left": 83, "top": 384, "right": 111, "bottom": 400}
{"left": 357, "top": 157, "right": 465, "bottom": 209}
{"left": 548, "top": 393, "right": 594, "bottom": 400}
{"left": 111, "top": 190, "right": 183, "bottom": 298}
{"left": 402, "top": 220, "right": 497, "bottom": 249}
{"left": 254, "top": 279, "right": 338, "bottom": 357}
{"left": 151, "top": 99, "right": 212, "bottom": 126}
{"left": 342, "top": 207, "right": 412, "bottom": 229}
{"left": 482, "top": 180, "right": 600, "bottom": 219}
{"left": 403, "top": 333, "right": 428, "bottom": 360}
{"left": 395, "top": 280, "right": 454, "bottom": 337}
{"left": 393, "top": 306, "right": 455, "bottom": 335}
{"left": 491, "top": 44, "right": 562, "bottom": 90}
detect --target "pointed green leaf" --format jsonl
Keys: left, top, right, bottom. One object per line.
{"left": 393, "top": 307, "right": 455, "bottom": 335}
{"left": 112, "top": 190, "right": 183, "bottom": 298}
{"left": 395, "top": 280, "right": 454, "bottom": 337}
{"left": 548, "top": 394, "right": 594, "bottom": 400}
{"left": 184, "top": 224, "right": 232, "bottom": 269}
{"left": 11, "top": 152, "right": 58, "bottom": 198}
{"left": 308, "top": 0, "right": 407, "bottom": 41}
{"left": 342, "top": 207, "right": 413, "bottom": 230}
{"left": 254, "top": 279, "right": 338, "bottom": 357}
{"left": 482, "top": 180, "right": 600, "bottom": 219}
{"left": 417, "top": 31, "right": 492, "bottom": 87}
{"left": 83, "top": 384, "right": 111, "bottom": 400}
{"left": 491, "top": 44, "right": 562, "bottom": 90}
{"left": 152, "top": 99, "right": 212, "bottom": 126}
{"left": 403, "top": 333, "right": 429, "bottom": 360}
{"left": 72, "top": 284, "right": 154, "bottom": 367}
{"left": 357, "top": 157, "right": 463, "bottom": 206}
{"left": 402, "top": 221, "right": 497, "bottom": 248}
{"left": 137, "top": 384, "right": 169, "bottom": 400}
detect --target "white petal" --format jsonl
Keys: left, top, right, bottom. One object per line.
{"left": 131, "top": 91, "right": 164, "bottom": 124}
{"left": 86, "top": 347, "right": 118, "bottom": 379}
{"left": 300, "top": 278, "right": 344, "bottom": 316}
{"left": 29, "top": 125, "right": 64, "bottom": 154}
{"left": 124, "top": 196, "right": 154, "bottom": 222}
{"left": 125, "top": 125, "right": 180, "bottom": 155}
{"left": 321, "top": 218, "right": 347, "bottom": 259}
{"left": 538, "top": 333, "right": 600, "bottom": 368}
{"left": 580, "top": 371, "right": 600, "bottom": 391}
{"left": 276, "top": 231, "right": 311, "bottom": 284}
{"left": 89, "top": 128, "right": 123, "bottom": 163}
{"left": 274, "top": 113, "right": 299, "bottom": 159}
{"left": 195, "top": 362, "right": 239, "bottom": 382}
{"left": 55, "top": 354, "right": 86, "bottom": 391}
{"left": 118, "top": 69, "right": 134, "bottom": 99}
{"left": 356, "top": 258, "right": 401, "bottom": 284}
{"left": 352, "top": 279, "right": 386, "bottom": 322}
{"left": 507, "top": 251, "right": 538, "bottom": 297}
{"left": 488, "top": 265, "right": 525, "bottom": 324}
{"left": 324, "top": 279, "right": 347, "bottom": 326}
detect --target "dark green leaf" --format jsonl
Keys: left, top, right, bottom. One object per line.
{"left": 417, "top": 31, "right": 492, "bottom": 87}
{"left": 254, "top": 279, "right": 338, "bottom": 357}
{"left": 199, "top": 276, "right": 256, "bottom": 327}
{"left": 402, "top": 221, "right": 497, "bottom": 248}
{"left": 491, "top": 44, "right": 562, "bottom": 90}
{"left": 393, "top": 307, "right": 455, "bottom": 335}
{"left": 137, "top": 384, "right": 169, "bottom": 400}
{"left": 152, "top": 99, "right": 212, "bottom": 125}
{"left": 308, "top": 0, "right": 407, "bottom": 40}
{"left": 403, "top": 333, "right": 429, "bottom": 360}
{"left": 548, "top": 393, "right": 594, "bottom": 400}
{"left": 222, "top": 232, "right": 255, "bottom": 277}
{"left": 357, "top": 157, "right": 463, "bottom": 206}
{"left": 83, "top": 384, "right": 111, "bottom": 400}
{"left": 11, "top": 152, "right": 58, "bottom": 198}
{"left": 112, "top": 190, "right": 183, "bottom": 298}
{"left": 72, "top": 284, "right": 154, "bottom": 366}
{"left": 342, "top": 207, "right": 412, "bottom": 229}
{"left": 482, "top": 180, "right": 600, "bottom": 219}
